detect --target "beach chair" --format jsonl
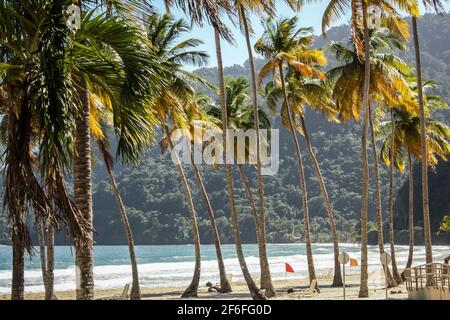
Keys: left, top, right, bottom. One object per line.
{"left": 368, "top": 269, "right": 385, "bottom": 292}
{"left": 226, "top": 274, "right": 233, "bottom": 284}
{"left": 113, "top": 283, "right": 130, "bottom": 300}
{"left": 298, "top": 279, "right": 319, "bottom": 298}
{"left": 320, "top": 268, "right": 332, "bottom": 280}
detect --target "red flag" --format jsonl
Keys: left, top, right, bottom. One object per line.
{"left": 285, "top": 263, "right": 294, "bottom": 273}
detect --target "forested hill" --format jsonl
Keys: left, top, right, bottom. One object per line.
{"left": 0, "top": 13, "right": 449, "bottom": 246}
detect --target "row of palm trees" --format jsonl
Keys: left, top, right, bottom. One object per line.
{"left": 1, "top": 0, "right": 448, "bottom": 300}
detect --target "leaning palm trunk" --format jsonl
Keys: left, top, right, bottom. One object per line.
{"left": 240, "top": 5, "right": 275, "bottom": 297}
{"left": 177, "top": 162, "right": 201, "bottom": 298}
{"left": 215, "top": 28, "right": 265, "bottom": 300}
{"left": 74, "top": 75, "right": 95, "bottom": 300}
{"left": 405, "top": 151, "right": 414, "bottom": 269}
{"left": 190, "top": 155, "right": 232, "bottom": 293}
{"left": 237, "top": 165, "right": 262, "bottom": 244}
{"left": 237, "top": 164, "right": 267, "bottom": 286}
{"left": 412, "top": 16, "right": 433, "bottom": 285}
{"left": 164, "top": 127, "right": 202, "bottom": 298}
{"left": 388, "top": 110, "right": 402, "bottom": 284}
{"left": 97, "top": 141, "right": 141, "bottom": 299}
{"left": 358, "top": 5, "right": 370, "bottom": 298}
{"left": 279, "top": 66, "right": 319, "bottom": 292}
{"left": 299, "top": 115, "right": 342, "bottom": 287}
{"left": 368, "top": 105, "right": 396, "bottom": 287}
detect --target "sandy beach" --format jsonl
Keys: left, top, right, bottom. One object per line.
{"left": 0, "top": 272, "right": 409, "bottom": 300}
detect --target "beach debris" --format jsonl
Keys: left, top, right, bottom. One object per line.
{"left": 205, "top": 282, "right": 220, "bottom": 292}
{"left": 390, "top": 290, "right": 403, "bottom": 294}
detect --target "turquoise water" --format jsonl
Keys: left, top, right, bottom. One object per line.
{"left": 0, "top": 243, "right": 362, "bottom": 270}
{"left": 0, "top": 243, "right": 449, "bottom": 293}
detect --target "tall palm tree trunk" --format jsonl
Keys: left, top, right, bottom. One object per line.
{"left": 165, "top": 0, "right": 171, "bottom": 15}
{"left": 237, "top": 165, "right": 261, "bottom": 244}
{"left": 46, "top": 225, "right": 55, "bottom": 300}
{"left": 190, "top": 155, "right": 232, "bottom": 293}
{"left": 11, "top": 235, "right": 25, "bottom": 300}
{"left": 388, "top": 110, "right": 402, "bottom": 284}
{"left": 37, "top": 222, "right": 49, "bottom": 298}
{"left": 240, "top": 5, "right": 275, "bottom": 297}
{"left": 164, "top": 127, "right": 202, "bottom": 298}
{"left": 178, "top": 163, "right": 201, "bottom": 298}
{"left": 98, "top": 141, "right": 141, "bottom": 299}
{"left": 215, "top": 28, "right": 265, "bottom": 300}
{"left": 74, "top": 75, "right": 94, "bottom": 300}
{"left": 6, "top": 85, "right": 26, "bottom": 300}
{"left": 405, "top": 151, "right": 414, "bottom": 269}
{"left": 368, "top": 105, "right": 396, "bottom": 288}
{"left": 358, "top": 5, "right": 370, "bottom": 298}
{"left": 178, "top": 161, "right": 202, "bottom": 298}
{"left": 103, "top": 0, "right": 141, "bottom": 300}
{"left": 412, "top": 16, "right": 433, "bottom": 285}
{"left": 299, "top": 115, "right": 342, "bottom": 287}
{"left": 279, "top": 65, "right": 318, "bottom": 292}
{"left": 237, "top": 164, "right": 266, "bottom": 286}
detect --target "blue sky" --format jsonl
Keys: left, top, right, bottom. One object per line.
{"left": 152, "top": 2, "right": 449, "bottom": 70}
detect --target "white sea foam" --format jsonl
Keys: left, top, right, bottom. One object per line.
{"left": 0, "top": 244, "right": 448, "bottom": 294}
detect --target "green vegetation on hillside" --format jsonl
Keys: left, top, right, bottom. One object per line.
{"left": 1, "top": 13, "right": 449, "bottom": 246}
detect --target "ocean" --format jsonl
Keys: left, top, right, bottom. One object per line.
{"left": 0, "top": 243, "right": 449, "bottom": 294}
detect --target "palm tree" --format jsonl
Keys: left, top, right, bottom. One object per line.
{"left": 190, "top": 158, "right": 233, "bottom": 293}
{"left": 95, "top": 130, "right": 142, "bottom": 299}
{"left": 37, "top": 221, "right": 48, "bottom": 298}
{"left": 168, "top": 0, "right": 265, "bottom": 300}
{"left": 230, "top": 0, "right": 306, "bottom": 296}
{"left": 165, "top": 0, "right": 172, "bottom": 14}
{"left": 368, "top": 103, "right": 397, "bottom": 287}
{"left": 215, "top": 31, "right": 266, "bottom": 301}
{"left": 45, "top": 224, "right": 55, "bottom": 300}
{"left": 257, "top": 13, "right": 342, "bottom": 286}
{"left": 183, "top": 93, "right": 233, "bottom": 293}
{"left": 265, "top": 73, "right": 337, "bottom": 292}
{"left": 233, "top": 0, "right": 275, "bottom": 297}
{"left": 71, "top": 1, "right": 165, "bottom": 300}
{"left": 286, "top": 63, "right": 344, "bottom": 289}
{"left": 0, "top": 0, "right": 89, "bottom": 299}
{"left": 207, "top": 77, "right": 272, "bottom": 273}
{"left": 256, "top": 17, "right": 330, "bottom": 291}
{"left": 387, "top": 108, "right": 403, "bottom": 283}
{"left": 377, "top": 86, "right": 450, "bottom": 270}
{"left": 70, "top": 6, "right": 165, "bottom": 299}
{"left": 359, "top": 3, "right": 372, "bottom": 298}
{"left": 153, "top": 84, "right": 203, "bottom": 298}
{"left": 36, "top": 219, "right": 56, "bottom": 300}
{"left": 162, "top": 123, "right": 203, "bottom": 298}
{"left": 100, "top": 151, "right": 140, "bottom": 299}
{"left": 73, "top": 0, "right": 95, "bottom": 301}
{"left": 1, "top": 0, "right": 161, "bottom": 299}
{"left": 327, "top": 25, "right": 416, "bottom": 293}
{"left": 146, "top": 12, "right": 235, "bottom": 296}
{"left": 321, "top": 0, "right": 419, "bottom": 297}
{"left": 411, "top": 0, "right": 446, "bottom": 283}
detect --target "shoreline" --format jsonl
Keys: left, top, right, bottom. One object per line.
{"left": 0, "top": 273, "right": 409, "bottom": 300}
